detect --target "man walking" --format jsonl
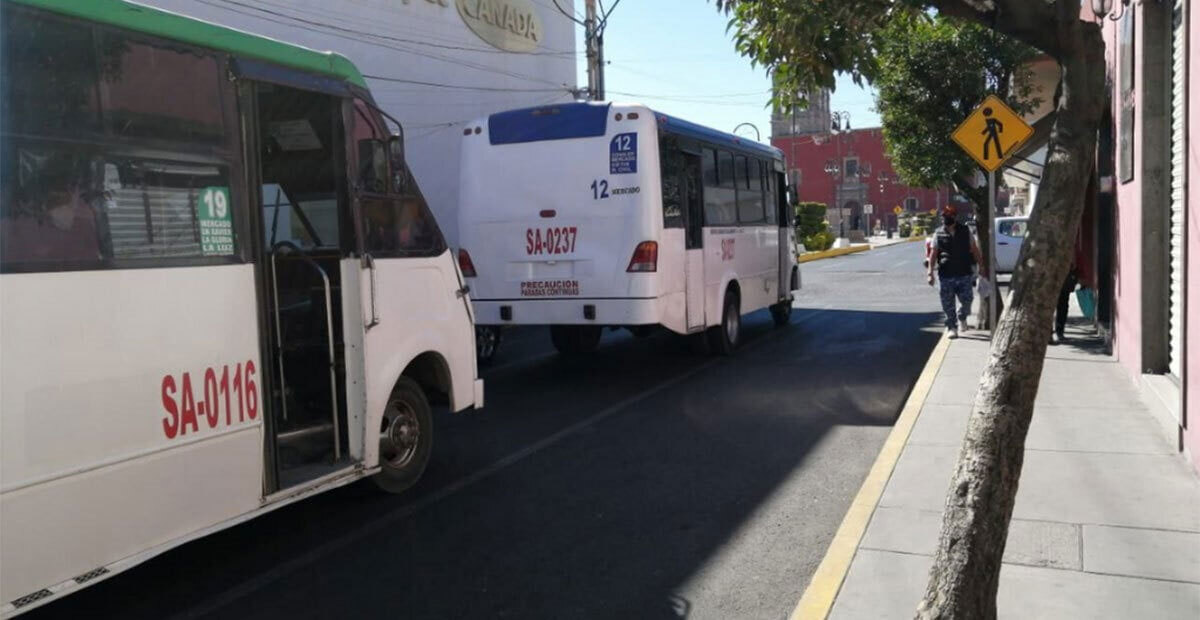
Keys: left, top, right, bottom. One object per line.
{"left": 927, "top": 205, "right": 984, "bottom": 338}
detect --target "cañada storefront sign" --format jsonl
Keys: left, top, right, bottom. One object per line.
{"left": 455, "top": 0, "right": 542, "bottom": 52}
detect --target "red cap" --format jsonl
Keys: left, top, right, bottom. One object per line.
{"left": 942, "top": 205, "right": 958, "bottom": 217}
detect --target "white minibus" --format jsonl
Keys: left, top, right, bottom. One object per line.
{"left": 0, "top": 0, "right": 481, "bottom": 614}
{"left": 457, "top": 102, "right": 799, "bottom": 358}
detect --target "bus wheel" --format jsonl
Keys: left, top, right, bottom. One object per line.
{"left": 373, "top": 377, "right": 433, "bottom": 494}
{"left": 708, "top": 289, "right": 740, "bottom": 355}
{"left": 550, "top": 325, "right": 601, "bottom": 354}
{"left": 476, "top": 326, "right": 501, "bottom": 365}
{"left": 770, "top": 298, "right": 793, "bottom": 327}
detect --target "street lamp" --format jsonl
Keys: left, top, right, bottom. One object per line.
{"left": 877, "top": 171, "right": 893, "bottom": 236}
{"left": 733, "top": 122, "right": 761, "bottom": 142}
{"left": 823, "top": 158, "right": 843, "bottom": 237}
{"left": 825, "top": 111, "right": 850, "bottom": 238}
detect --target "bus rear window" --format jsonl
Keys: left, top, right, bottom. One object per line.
{"left": 487, "top": 103, "right": 609, "bottom": 145}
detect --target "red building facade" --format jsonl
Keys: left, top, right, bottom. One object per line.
{"left": 771, "top": 127, "right": 969, "bottom": 234}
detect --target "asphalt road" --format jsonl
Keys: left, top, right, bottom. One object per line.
{"left": 27, "top": 242, "right": 942, "bottom": 620}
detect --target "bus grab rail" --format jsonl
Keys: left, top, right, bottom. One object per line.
{"left": 269, "top": 241, "right": 342, "bottom": 462}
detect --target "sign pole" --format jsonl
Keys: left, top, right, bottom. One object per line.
{"left": 988, "top": 169, "right": 998, "bottom": 335}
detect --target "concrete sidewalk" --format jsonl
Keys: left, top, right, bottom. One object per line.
{"left": 816, "top": 315, "right": 1200, "bottom": 618}
{"left": 868, "top": 234, "right": 921, "bottom": 249}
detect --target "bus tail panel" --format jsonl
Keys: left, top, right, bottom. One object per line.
{"left": 459, "top": 104, "right": 663, "bottom": 321}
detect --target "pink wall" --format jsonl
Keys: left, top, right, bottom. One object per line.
{"left": 1185, "top": 2, "right": 1199, "bottom": 470}
{"left": 1106, "top": 3, "right": 1199, "bottom": 472}
{"left": 1107, "top": 10, "right": 1144, "bottom": 379}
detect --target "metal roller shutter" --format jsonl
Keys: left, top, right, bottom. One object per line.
{"left": 1167, "top": 0, "right": 1187, "bottom": 380}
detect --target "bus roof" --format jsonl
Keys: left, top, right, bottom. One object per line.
{"left": 654, "top": 112, "right": 783, "bottom": 162}
{"left": 487, "top": 102, "right": 784, "bottom": 161}
{"left": 9, "top": 0, "right": 368, "bottom": 89}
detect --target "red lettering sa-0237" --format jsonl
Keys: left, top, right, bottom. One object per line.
{"left": 526, "top": 226, "right": 578, "bottom": 256}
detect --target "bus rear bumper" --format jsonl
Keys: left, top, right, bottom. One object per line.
{"left": 472, "top": 297, "right": 662, "bottom": 327}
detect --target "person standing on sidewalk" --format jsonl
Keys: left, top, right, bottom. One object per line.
{"left": 927, "top": 205, "right": 984, "bottom": 338}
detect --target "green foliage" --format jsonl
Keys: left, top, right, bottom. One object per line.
{"left": 899, "top": 222, "right": 913, "bottom": 237}
{"left": 876, "top": 16, "right": 1040, "bottom": 190}
{"left": 794, "top": 202, "right": 833, "bottom": 251}
{"left": 794, "top": 201, "right": 828, "bottom": 238}
{"left": 805, "top": 230, "right": 835, "bottom": 252}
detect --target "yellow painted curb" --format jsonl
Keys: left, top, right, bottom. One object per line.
{"left": 790, "top": 333, "right": 952, "bottom": 620}
{"left": 797, "top": 245, "right": 871, "bottom": 263}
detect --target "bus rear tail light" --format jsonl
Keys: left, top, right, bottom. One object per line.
{"left": 626, "top": 241, "right": 658, "bottom": 273}
{"left": 458, "top": 249, "right": 477, "bottom": 277}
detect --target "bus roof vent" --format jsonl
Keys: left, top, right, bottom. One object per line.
{"left": 488, "top": 103, "right": 611, "bottom": 145}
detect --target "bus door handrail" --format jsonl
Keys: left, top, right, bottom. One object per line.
{"left": 269, "top": 241, "right": 342, "bottom": 461}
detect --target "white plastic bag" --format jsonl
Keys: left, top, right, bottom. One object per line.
{"left": 976, "top": 276, "right": 994, "bottom": 299}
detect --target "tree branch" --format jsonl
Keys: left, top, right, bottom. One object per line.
{"left": 929, "top": 0, "right": 1062, "bottom": 59}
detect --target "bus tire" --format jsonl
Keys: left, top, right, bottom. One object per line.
{"left": 550, "top": 325, "right": 602, "bottom": 355}
{"left": 373, "top": 377, "right": 433, "bottom": 494}
{"left": 708, "top": 289, "right": 740, "bottom": 355}
{"left": 476, "top": 325, "right": 501, "bottom": 366}
{"left": 770, "top": 298, "right": 793, "bottom": 327}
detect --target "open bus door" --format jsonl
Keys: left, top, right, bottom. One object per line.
{"left": 682, "top": 152, "right": 706, "bottom": 332}
{"left": 243, "top": 78, "right": 361, "bottom": 494}
{"left": 776, "top": 168, "right": 793, "bottom": 298}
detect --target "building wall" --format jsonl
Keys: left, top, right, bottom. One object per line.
{"left": 1186, "top": 0, "right": 1199, "bottom": 469}
{"left": 772, "top": 128, "right": 960, "bottom": 232}
{"left": 138, "top": 0, "right": 578, "bottom": 247}
{"left": 772, "top": 88, "right": 831, "bottom": 138}
{"left": 1106, "top": 6, "right": 1144, "bottom": 379}
{"left": 1104, "top": 0, "right": 1198, "bottom": 472}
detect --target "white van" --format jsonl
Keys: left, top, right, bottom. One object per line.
{"left": 995, "top": 215, "right": 1030, "bottom": 272}
{"left": 457, "top": 102, "right": 799, "bottom": 357}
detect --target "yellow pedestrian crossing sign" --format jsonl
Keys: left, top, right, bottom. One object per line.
{"left": 951, "top": 95, "right": 1033, "bottom": 172}
{"left": 893, "top": 205, "right": 902, "bottom": 215}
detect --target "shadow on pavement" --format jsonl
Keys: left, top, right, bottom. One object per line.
{"left": 27, "top": 307, "right": 942, "bottom": 620}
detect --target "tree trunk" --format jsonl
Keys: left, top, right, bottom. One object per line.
{"left": 954, "top": 177, "right": 1005, "bottom": 329}
{"left": 915, "top": 15, "right": 1106, "bottom": 620}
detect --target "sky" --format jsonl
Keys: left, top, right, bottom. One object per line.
{"left": 568, "top": 0, "right": 880, "bottom": 143}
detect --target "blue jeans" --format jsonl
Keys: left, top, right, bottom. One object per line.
{"left": 939, "top": 275, "right": 974, "bottom": 329}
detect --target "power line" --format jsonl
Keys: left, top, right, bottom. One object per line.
{"left": 363, "top": 74, "right": 571, "bottom": 94}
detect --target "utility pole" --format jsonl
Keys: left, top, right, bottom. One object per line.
{"left": 559, "top": 0, "right": 618, "bottom": 101}
{"left": 584, "top": 0, "right": 600, "bottom": 100}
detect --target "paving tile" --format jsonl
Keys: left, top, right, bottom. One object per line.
{"left": 1083, "top": 525, "right": 1200, "bottom": 583}
{"left": 880, "top": 446, "right": 1200, "bottom": 532}
{"left": 861, "top": 506, "right": 1081, "bottom": 570}
{"left": 1024, "top": 405, "right": 1174, "bottom": 454}
{"left": 998, "top": 562, "right": 1200, "bottom": 619}
{"left": 831, "top": 550, "right": 1200, "bottom": 619}
{"left": 828, "top": 549, "right": 928, "bottom": 620}
{"left": 906, "top": 404, "right": 971, "bottom": 447}
{"left": 1011, "top": 451, "right": 1200, "bottom": 532}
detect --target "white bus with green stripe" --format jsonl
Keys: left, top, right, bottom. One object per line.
{"left": 0, "top": 0, "right": 482, "bottom": 614}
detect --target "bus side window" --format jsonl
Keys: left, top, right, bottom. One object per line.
{"left": 763, "top": 162, "right": 778, "bottom": 225}
{"left": 353, "top": 100, "right": 388, "bottom": 195}
{"left": 660, "top": 140, "right": 685, "bottom": 228}
{"left": 704, "top": 149, "right": 736, "bottom": 226}
{"left": 736, "top": 155, "right": 764, "bottom": 224}
{"left": 353, "top": 100, "right": 446, "bottom": 258}
{"left": 0, "top": 144, "right": 105, "bottom": 269}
